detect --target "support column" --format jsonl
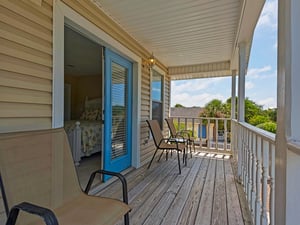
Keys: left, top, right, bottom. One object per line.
{"left": 231, "top": 70, "right": 236, "bottom": 119}
{"left": 237, "top": 43, "right": 247, "bottom": 179}
{"left": 276, "top": 0, "right": 300, "bottom": 225}
{"left": 238, "top": 43, "right": 246, "bottom": 122}
{"left": 231, "top": 70, "right": 237, "bottom": 158}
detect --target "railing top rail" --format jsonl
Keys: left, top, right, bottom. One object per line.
{"left": 170, "top": 116, "right": 231, "bottom": 121}
{"left": 233, "top": 120, "right": 275, "bottom": 144}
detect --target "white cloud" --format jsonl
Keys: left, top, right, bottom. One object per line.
{"left": 171, "top": 92, "right": 227, "bottom": 107}
{"left": 257, "top": 0, "right": 278, "bottom": 29}
{"left": 246, "top": 81, "right": 254, "bottom": 90}
{"left": 256, "top": 97, "right": 277, "bottom": 109}
{"left": 247, "top": 66, "right": 271, "bottom": 77}
{"left": 247, "top": 66, "right": 276, "bottom": 79}
{"left": 172, "top": 78, "right": 226, "bottom": 94}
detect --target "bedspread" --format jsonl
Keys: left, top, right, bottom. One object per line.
{"left": 64, "top": 120, "right": 102, "bottom": 153}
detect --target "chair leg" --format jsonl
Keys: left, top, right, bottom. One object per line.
{"left": 189, "top": 141, "right": 193, "bottom": 158}
{"left": 148, "top": 148, "right": 159, "bottom": 169}
{"left": 193, "top": 141, "right": 196, "bottom": 153}
{"left": 158, "top": 150, "right": 164, "bottom": 162}
{"left": 177, "top": 151, "right": 181, "bottom": 174}
{"left": 124, "top": 213, "right": 129, "bottom": 225}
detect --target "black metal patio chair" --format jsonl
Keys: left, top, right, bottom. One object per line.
{"left": 146, "top": 120, "right": 186, "bottom": 174}
{"left": 165, "top": 118, "right": 196, "bottom": 157}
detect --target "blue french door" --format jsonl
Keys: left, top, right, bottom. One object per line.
{"left": 104, "top": 48, "right": 132, "bottom": 175}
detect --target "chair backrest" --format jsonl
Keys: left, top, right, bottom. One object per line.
{"left": 165, "top": 118, "right": 177, "bottom": 137}
{"left": 0, "top": 128, "right": 82, "bottom": 224}
{"left": 146, "top": 120, "right": 164, "bottom": 147}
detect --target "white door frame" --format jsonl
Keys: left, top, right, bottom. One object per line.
{"left": 52, "top": 0, "right": 141, "bottom": 168}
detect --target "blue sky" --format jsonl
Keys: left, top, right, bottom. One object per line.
{"left": 171, "top": 0, "right": 278, "bottom": 109}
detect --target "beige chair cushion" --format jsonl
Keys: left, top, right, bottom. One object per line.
{"left": 0, "top": 128, "right": 130, "bottom": 225}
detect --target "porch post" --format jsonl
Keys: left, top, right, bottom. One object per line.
{"left": 276, "top": 0, "right": 300, "bottom": 225}
{"left": 237, "top": 43, "right": 246, "bottom": 180}
{"left": 231, "top": 70, "right": 237, "bottom": 158}
{"left": 231, "top": 70, "right": 236, "bottom": 119}
{"left": 237, "top": 42, "right": 246, "bottom": 122}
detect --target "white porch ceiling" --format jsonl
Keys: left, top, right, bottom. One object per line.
{"left": 92, "top": 0, "right": 265, "bottom": 79}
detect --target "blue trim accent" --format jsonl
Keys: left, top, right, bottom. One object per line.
{"left": 104, "top": 48, "right": 133, "bottom": 179}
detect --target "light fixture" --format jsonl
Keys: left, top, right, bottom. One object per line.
{"left": 148, "top": 52, "right": 156, "bottom": 68}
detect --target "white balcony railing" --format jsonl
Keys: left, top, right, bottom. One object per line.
{"left": 170, "top": 116, "right": 232, "bottom": 153}
{"left": 232, "top": 120, "right": 275, "bottom": 225}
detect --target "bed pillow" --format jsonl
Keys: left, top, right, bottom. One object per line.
{"left": 80, "top": 109, "right": 99, "bottom": 120}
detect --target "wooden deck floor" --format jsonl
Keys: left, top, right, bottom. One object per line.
{"left": 96, "top": 152, "right": 250, "bottom": 225}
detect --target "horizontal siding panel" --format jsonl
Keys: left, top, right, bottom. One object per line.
{"left": 0, "top": 22, "right": 52, "bottom": 54}
{"left": 0, "top": 0, "right": 52, "bottom": 30}
{"left": 43, "top": 0, "right": 53, "bottom": 6}
{"left": 0, "top": 38, "right": 52, "bottom": 67}
{"left": 0, "top": 54, "right": 52, "bottom": 80}
{"left": 0, "top": 102, "right": 51, "bottom": 118}
{"left": 0, "top": 70, "right": 52, "bottom": 92}
{"left": 0, "top": 118, "right": 52, "bottom": 133}
{"left": 141, "top": 89, "right": 150, "bottom": 97}
{"left": 0, "top": 6, "right": 52, "bottom": 42}
{"left": 141, "top": 79, "right": 150, "bottom": 86}
{"left": 140, "top": 105, "right": 150, "bottom": 112}
{"left": 0, "top": 86, "right": 52, "bottom": 104}
{"left": 20, "top": 0, "right": 53, "bottom": 18}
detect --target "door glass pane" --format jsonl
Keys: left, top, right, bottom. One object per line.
{"left": 111, "top": 62, "right": 127, "bottom": 160}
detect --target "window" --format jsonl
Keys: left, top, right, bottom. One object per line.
{"left": 151, "top": 70, "right": 164, "bottom": 128}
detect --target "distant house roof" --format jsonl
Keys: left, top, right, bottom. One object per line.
{"left": 171, "top": 107, "right": 203, "bottom": 118}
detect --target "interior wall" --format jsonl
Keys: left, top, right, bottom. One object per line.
{"left": 65, "top": 74, "right": 102, "bottom": 119}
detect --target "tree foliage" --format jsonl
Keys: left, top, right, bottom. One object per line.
{"left": 200, "top": 97, "right": 277, "bottom": 133}
{"left": 174, "top": 103, "right": 184, "bottom": 108}
{"left": 200, "top": 99, "right": 228, "bottom": 118}
{"left": 257, "top": 122, "right": 277, "bottom": 133}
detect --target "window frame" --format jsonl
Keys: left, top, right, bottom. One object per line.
{"left": 150, "top": 66, "right": 165, "bottom": 129}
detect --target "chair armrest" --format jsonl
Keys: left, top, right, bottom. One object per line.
{"left": 178, "top": 130, "right": 192, "bottom": 138}
{"left": 84, "top": 170, "right": 129, "bottom": 204}
{"left": 6, "top": 202, "right": 58, "bottom": 225}
{"left": 174, "top": 132, "right": 185, "bottom": 139}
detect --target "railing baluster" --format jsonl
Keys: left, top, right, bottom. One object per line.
{"left": 247, "top": 131, "right": 253, "bottom": 206}
{"left": 237, "top": 124, "right": 243, "bottom": 180}
{"left": 224, "top": 119, "right": 228, "bottom": 151}
{"left": 256, "top": 136, "right": 262, "bottom": 225}
{"left": 192, "top": 118, "right": 195, "bottom": 138}
{"left": 243, "top": 127, "right": 247, "bottom": 187}
{"left": 207, "top": 119, "right": 211, "bottom": 150}
{"left": 215, "top": 119, "right": 219, "bottom": 150}
{"left": 270, "top": 144, "right": 275, "bottom": 225}
{"left": 251, "top": 134, "right": 257, "bottom": 218}
{"left": 261, "top": 140, "right": 269, "bottom": 225}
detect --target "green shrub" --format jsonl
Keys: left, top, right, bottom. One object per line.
{"left": 256, "top": 122, "right": 277, "bottom": 133}
{"left": 249, "top": 115, "right": 270, "bottom": 126}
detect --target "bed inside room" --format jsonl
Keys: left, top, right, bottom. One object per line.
{"left": 64, "top": 26, "right": 103, "bottom": 188}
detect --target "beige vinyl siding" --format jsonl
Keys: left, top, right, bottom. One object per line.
{"left": 62, "top": 0, "right": 170, "bottom": 165}
{"left": 0, "top": 0, "right": 53, "bottom": 221}
{"left": 0, "top": 0, "right": 53, "bottom": 134}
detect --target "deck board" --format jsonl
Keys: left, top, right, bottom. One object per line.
{"left": 96, "top": 151, "right": 248, "bottom": 225}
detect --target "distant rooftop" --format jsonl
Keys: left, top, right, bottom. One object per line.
{"left": 171, "top": 107, "right": 203, "bottom": 118}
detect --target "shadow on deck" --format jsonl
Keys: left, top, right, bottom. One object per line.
{"left": 96, "top": 151, "right": 251, "bottom": 225}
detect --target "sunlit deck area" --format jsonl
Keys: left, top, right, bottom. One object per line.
{"left": 95, "top": 151, "right": 250, "bottom": 225}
